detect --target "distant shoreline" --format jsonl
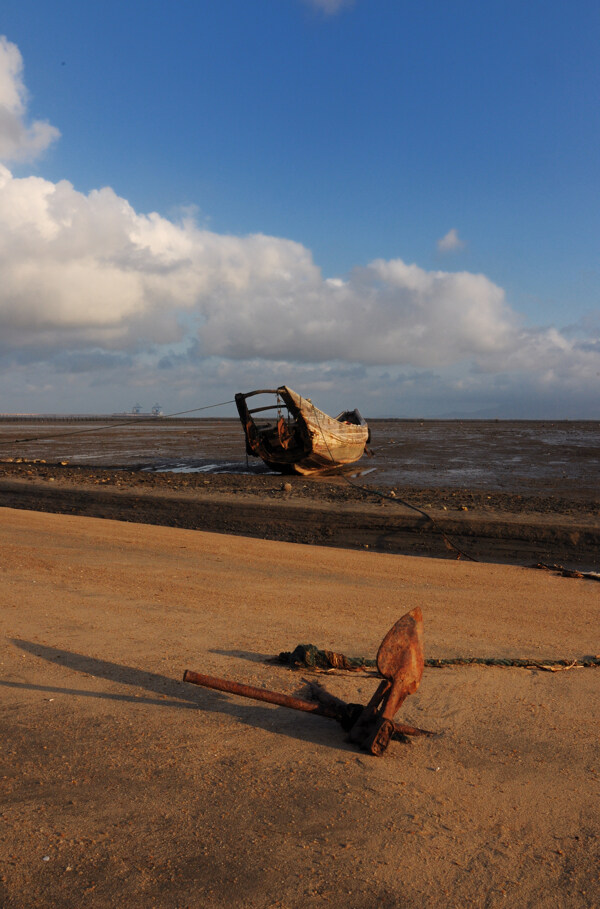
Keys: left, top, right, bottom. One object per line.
{"left": 1, "top": 414, "right": 598, "bottom": 423}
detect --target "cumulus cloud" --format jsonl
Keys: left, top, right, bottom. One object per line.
{"left": 0, "top": 163, "right": 515, "bottom": 369}
{"left": 0, "top": 161, "right": 598, "bottom": 412}
{"left": 437, "top": 228, "right": 465, "bottom": 253}
{"left": 0, "top": 36, "right": 60, "bottom": 162}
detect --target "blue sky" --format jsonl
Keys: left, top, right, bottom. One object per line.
{"left": 0, "top": 0, "right": 598, "bottom": 417}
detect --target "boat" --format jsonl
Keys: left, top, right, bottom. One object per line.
{"left": 235, "top": 386, "right": 370, "bottom": 476}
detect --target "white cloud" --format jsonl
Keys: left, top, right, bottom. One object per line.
{"left": 302, "top": 0, "right": 355, "bottom": 15}
{"left": 437, "top": 228, "right": 465, "bottom": 253}
{"left": 0, "top": 36, "right": 60, "bottom": 163}
{"left": 0, "top": 160, "right": 598, "bottom": 416}
{"left": 0, "top": 164, "right": 516, "bottom": 369}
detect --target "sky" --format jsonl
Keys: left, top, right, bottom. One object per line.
{"left": 0, "top": 0, "right": 598, "bottom": 418}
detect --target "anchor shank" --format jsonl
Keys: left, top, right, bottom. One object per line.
{"left": 183, "top": 669, "right": 339, "bottom": 719}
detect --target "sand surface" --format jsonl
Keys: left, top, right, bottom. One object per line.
{"left": 1, "top": 507, "right": 599, "bottom": 907}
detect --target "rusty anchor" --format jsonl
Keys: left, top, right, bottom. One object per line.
{"left": 183, "top": 607, "right": 434, "bottom": 756}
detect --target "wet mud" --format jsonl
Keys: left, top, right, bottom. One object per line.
{"left": 0, "top": 417, "right": 598, "bottom": 569}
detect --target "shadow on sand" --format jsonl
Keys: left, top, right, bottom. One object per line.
{"left": 6, "top": 639, "right": 355, "bottom": 752}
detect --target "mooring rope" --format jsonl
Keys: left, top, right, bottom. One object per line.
{"left": 276, "top": 643, "right": 600, "bottom": 673}
{"left": 308, "top": 400, "right": 478, "bottom": 562}
{"left": 0, "top": 399, "right": 236, "bottom": 448}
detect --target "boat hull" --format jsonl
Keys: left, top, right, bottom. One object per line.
{"left": 235, "top": 386, "right": 369, "bottom": 476}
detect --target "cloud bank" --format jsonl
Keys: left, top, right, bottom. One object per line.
{"left": 0, "top": 163, "right": 522, "bottom": 366}
{"left": 0, "top": 35, "right": 598, "bottom": 417}
{"left": 1, "top": 161, "right": 597, "bottom": 408}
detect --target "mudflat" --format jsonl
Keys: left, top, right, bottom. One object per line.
{"left": 1, "top": 507, "right": 598, "bottom": 908}
{"left": 0, "top": 460, "right": 599, "bottom": 569}
{"left": 1, "top": 417, "right": 598, "bottom": 569}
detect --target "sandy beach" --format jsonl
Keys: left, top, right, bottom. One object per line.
{"left": 1, "top": 506, "right": 598, "bottom": 908}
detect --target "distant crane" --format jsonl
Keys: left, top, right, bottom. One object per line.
{"left": 151, "top": 403, "right": 163, "bottom": 417}
{"left": 132, "top": 403, "right": 142, "bottom": 415}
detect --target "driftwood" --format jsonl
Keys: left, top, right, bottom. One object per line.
{"left": 534, "top": 563, "right": 600, "bottom": 582}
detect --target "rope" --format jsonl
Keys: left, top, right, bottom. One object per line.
{"left": 424, "top": 656, "right": 598, "bottom": 670}
{"left": 308, "top": 400, "right": 478, "bottom": 562}
{"left": 276, "top": 644, "right": 600, "bottom": 673}
{"left": 0, "top": 400, "right": 235, "bottom": 448}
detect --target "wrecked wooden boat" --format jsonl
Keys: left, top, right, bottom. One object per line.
{"left": 235, "top": 386, "right": 370, "bottom": 476}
